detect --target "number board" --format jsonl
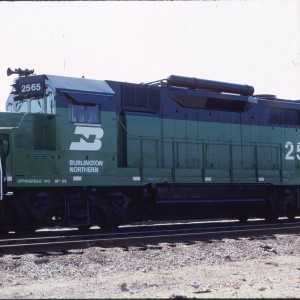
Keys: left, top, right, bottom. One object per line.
{"left": 17, "top": 75, "right": 46, "bottom": 97}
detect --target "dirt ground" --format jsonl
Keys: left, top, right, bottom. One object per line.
{"left": 0, "top": 232, "right": 299, "bottom": 299}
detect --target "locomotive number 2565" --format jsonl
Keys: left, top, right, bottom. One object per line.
{"left": 21, "top": 83, "right": 41, "bottom": 93}
{"left": 285, "top": 141, "right": 300, "bottom": 160}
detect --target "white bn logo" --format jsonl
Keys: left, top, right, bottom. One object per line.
{"left": 70, "top": 126, "right": 104, "bottom": 151}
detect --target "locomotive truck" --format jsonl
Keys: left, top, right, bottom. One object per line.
{"left": 0, "top": 68, "right": 299, "bottom": 232}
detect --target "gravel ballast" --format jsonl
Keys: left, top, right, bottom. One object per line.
{"left": 0, "top": 233, "right": 299, "bottom": 298}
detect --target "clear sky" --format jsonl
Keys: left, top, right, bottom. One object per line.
{"left": 0, "top": 1, "right": 299, "bottom": 111}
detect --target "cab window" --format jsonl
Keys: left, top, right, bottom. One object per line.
{"left": 70, "top": 101, "right": 100, "bottom": 124}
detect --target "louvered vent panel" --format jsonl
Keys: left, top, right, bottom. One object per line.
{"left": 33, "top": 153, "right": 49, "bottom": 159}
{"left": 122, "top": 85, "right": 160, "bottom": 112}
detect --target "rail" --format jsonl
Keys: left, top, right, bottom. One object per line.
{"left": 0, "top": 219, "right": 299, "bottom": 254}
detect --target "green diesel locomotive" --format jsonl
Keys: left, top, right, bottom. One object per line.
{"left": 0, "top": 68, "right": 299, "bottom": 232}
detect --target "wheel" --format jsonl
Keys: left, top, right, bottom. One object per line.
{"left": 15, "top": 227, "right": 37, "bottom": 234}
{"left": 77, "top": 226, "right": 91, "bottom": 231}
{"left": 286, "top": 202, "right": 296, "bottom": 220}
{"left": 237, "top": 216, "right": 249, "bottom": 223}
{"left": 90, "top": 207, "right": 106, "bottom": 227}
{"left": 264, "top": 201, "right": 278, "bottom": 222}
{"left": 0, "top": 229, "right": 9, "bottom": 235}
{"left": 100, "top": 223, "right": 119, "bottom": 231}
{"left": 90, "top": 207, "right": 119, "bottom": 231}
{"left": 4, "top": 205, "right": 21, "bottom": 233}
{"left": 265, "top": 214, "right": 278, "bottom": 222}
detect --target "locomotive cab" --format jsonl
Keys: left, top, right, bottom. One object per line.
{"left": 0, "top": 70, "right": 120, "bottom": 232}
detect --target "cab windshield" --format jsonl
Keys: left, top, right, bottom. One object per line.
{"left": 6, "top": 89, "right": 55, "bottom": 115}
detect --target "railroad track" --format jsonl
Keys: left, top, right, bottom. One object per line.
{"left": 0, "top": 218, "right": 299, "bottom": 255}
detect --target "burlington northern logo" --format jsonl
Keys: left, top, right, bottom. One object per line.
{"left": 70, "top": 126, "right": 104, "bottom": 151}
